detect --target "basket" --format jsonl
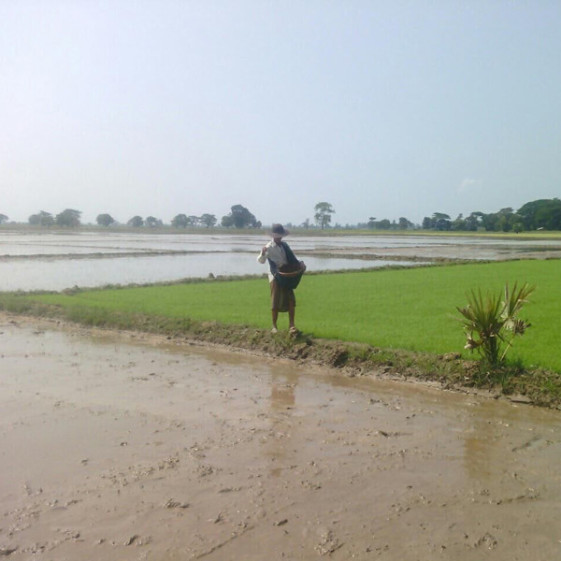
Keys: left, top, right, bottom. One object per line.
{"left": 275, "top": 262, "right": 305, "bottom": 289}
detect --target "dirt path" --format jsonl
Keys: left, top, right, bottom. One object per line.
{"left": 1, "top": 315, "right": 560, "bottom": 560}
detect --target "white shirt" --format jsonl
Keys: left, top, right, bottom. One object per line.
{"left": 257, "top": 240, "right": 288, "bottom": 281}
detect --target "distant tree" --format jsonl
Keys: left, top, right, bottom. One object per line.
{"left": 451, "top": 214, "right": 466, "bottom": 231}
{"left": 512, "top": 217, "right": 525, "bottom": 233}
{"left": 432, "top": 212, "right": 451, "bottom": 231}
{"left": 301, "top": 218, "right": 311, "bottom": 229}
{"left": 96, "top": 213, "right": 115, "bottom": 227}
{"left": 128, "top": 216, "right": 144, "bottom": 228}
{"left": 482, "top": 212, "right": 499, "bottom": 231}
{"left": 187, "top": 215, "right": 200, "bottom": 227}
{"left": 517, "top": 199, "right": 558, "bottom": 230}
{"left": 421, "top": 216, "right": 432, "bottom": 230}
{"left": 171, "top": 214, "right": 189, "bottom": 228}
{"left": 29, "top": 211, "right": 55, "bottom": 227}
{"left": 496, "top": 208, "right": 515, "bottom": 232}
{"left": 377, "top": 218, "right": 391, "bottom": 230}
{"left": 145, "top": 216, "right": 162, "bottom": 228}
{"left": 221, "top": 214, "right": 234, "bottom": 228}
{"left": 398, "top": 217, "right": 413, "bottom": 230}
{"left": 518, "top": 198, "right": 561, "bottom": 231}
{"left": 367, "top": 216, "right": 376, "bottom": 229}
{"left": 200, "top": 214, "right": 217, "bottom": 228}
{"left": 538, "top": 204, "right": 561, "bottom": 230}
{"left": 465, "top": 212, "right": 484, "bottom": 231}
{"left": 0, "top": 214, "right": 8, "bottom": 224}
{"left": 314, "top": 202, "right": 335, "bottom": 229}
{"left": 56, "top": 209, "right": 81, "bottom": 227}
{"left": 222, "top": 204, "right": 259, "bottom": 228}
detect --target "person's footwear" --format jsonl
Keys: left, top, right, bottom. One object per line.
{"left": 271, "top": 327, "right": 278, "bottom": 334}
{"left": 289, "top": 326, "right": 299, "bottom": 335}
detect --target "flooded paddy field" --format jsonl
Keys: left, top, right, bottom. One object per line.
{"left": 1, "top": 315, "right": 560, "bottom": 560}
{"left": 2, "top": 231, "right": 561, "bottom": 560}
{"left": 1, "top": 230, "right": 561, "bottom": 291}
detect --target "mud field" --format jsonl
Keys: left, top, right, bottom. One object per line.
{"left": 1, "top": 314, "right": 561, "bottom": 560}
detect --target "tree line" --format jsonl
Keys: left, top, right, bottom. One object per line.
{"left": 1, "top": 198, "right": 560, "bottom": 232}
{"left": 0, "top": 205, "right": 262, "bottom": 229}
{"left": 421, "top": 199, "right": 561, "bottom": 232}
{"left": 0, "top": 203, "right": 317, "bottom": 230}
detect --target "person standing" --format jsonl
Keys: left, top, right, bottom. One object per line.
{"left": 257, "top": 224, "right": 304, "bottom": 334}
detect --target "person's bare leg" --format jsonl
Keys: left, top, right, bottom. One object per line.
{"left": 270, "top": 280, "right": 279, "bottom": 332}
{"left": 288, "top": 300, "right": 296, "bottom": 331}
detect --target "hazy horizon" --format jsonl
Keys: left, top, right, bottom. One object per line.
{"left": 2, "top": 1, "right": 560, "bottom": 226}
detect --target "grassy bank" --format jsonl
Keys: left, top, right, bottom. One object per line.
{"left": 2, "top": 259, "right": 561, "bottom": 405}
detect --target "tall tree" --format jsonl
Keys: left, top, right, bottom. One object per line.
{"left": 398, "top": 217, "right": 413, "bottom": 230}
{"left": 496, "top": 208, "right": 515, "bottom": 232}
{"left": 145, "top": 216, "right": 162, "bottom": 227}
{"left": 466, "top": 212, "right": 484, "bottom": 231}
{"left": 0, "top": 214, "right": 8, "bottom": 224}
{"left": 56, "top": 209, "right": 81, "bottom": 227}
{"left": 482, "top": 212, "right": 499, "bottom": 231}
{"left": 519, "top": 198, "right": 561, "bottom": 230}
{"left": 432, "top": 212, "right": 451, "bottom": 231}
{"left": 96, "top": 213, "right": 115, "bottom": 227}
{"left": 451, "top": 214, "right": 466, "bottom": 231}
{"left": 221, "top": 215, "right": 234, "bottom": 228}
{"left": 314, "top": 202, "right": 335, "bottom": 229}
{"left": 517, "top": 199, "right": 550, "bottom": 230}
{"left": 127, "top": 216, "right": 144, "bottom": 227}
{"left": 200, "top": 214, "right": 217, "bottom": 228}
{"left": 171, "top": 214, "right": 188, "bottom": 228}
{"left": 29, "top": 211, "right": 54, "bottom": 226}
{"left": 222, "top": 205, "right": 259, "bottom": 228}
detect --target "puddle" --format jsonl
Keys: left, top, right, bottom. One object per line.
{"left": 1, "top": 316, "right": 560, "bottom": 560}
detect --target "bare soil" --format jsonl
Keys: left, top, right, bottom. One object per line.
{"left": 1, "top": 314, "right": 561, "bottom": 560}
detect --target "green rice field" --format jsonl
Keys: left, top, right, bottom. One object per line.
{"left": 17, "top": 259, "right": 561, "bottom": 373}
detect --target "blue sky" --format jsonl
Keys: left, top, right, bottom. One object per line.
{"left": 1, "top": 1, "right": 560, "bottom": 226}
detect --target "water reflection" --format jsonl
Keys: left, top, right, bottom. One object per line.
{"left": 266, "top": 369, "right": 299, "bottom": 477}
{"left": 4, "top": 231, "right": 561, "bottom": 257}
{"left": 2, "top": 230, "right": 560, "bottom": 291}
{"left": 0, "top": 253, "right": 425, "bottom": 292}
{"left": 461, "top": 399, "right": 561, "bottom": 483}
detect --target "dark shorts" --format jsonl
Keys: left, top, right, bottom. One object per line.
{"left": 270, "top": 279, "right": 296, "bottom": 312}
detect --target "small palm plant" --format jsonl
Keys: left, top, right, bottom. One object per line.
{"left": 457, "top": 282, "right": 535, "bottom": 368}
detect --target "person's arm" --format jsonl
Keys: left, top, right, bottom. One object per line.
{"left": 257, "top": 244, "right": 269, "bottom": 264}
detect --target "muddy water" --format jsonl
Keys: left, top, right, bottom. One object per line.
{"left": 1, "top": 316, "right": 561, "bottom": 560}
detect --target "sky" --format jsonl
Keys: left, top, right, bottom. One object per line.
{"left": 1, "top": 1, "right": 560, "bottom": 227}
